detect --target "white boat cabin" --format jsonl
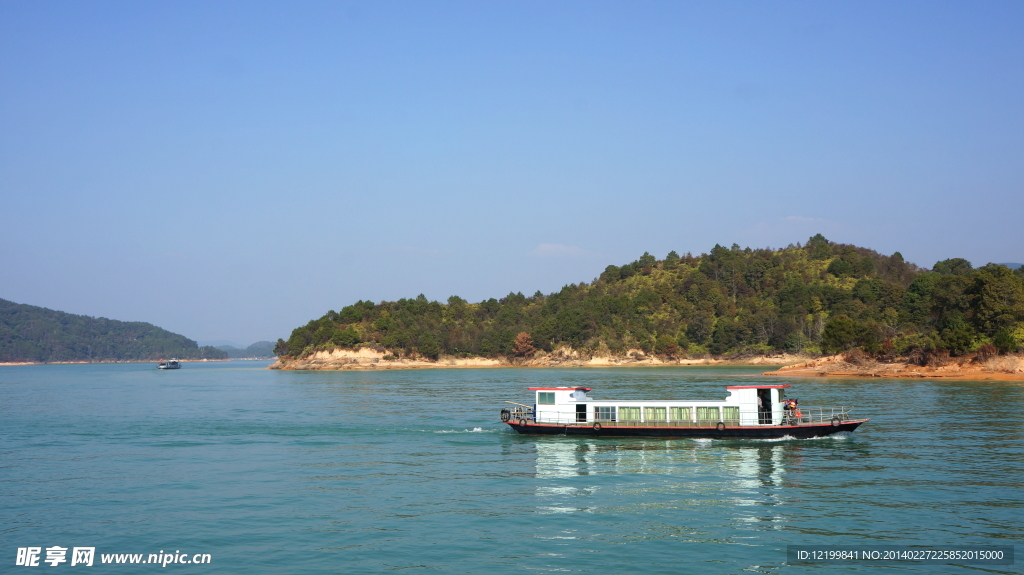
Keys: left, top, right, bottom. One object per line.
{"left": 528, "top": 384, "right": 792, "bottom": 427}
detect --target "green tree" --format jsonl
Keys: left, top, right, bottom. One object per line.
{"left": 331, "top": 327, "right": 361, "bottom": 348}
{"left": 600, "top": 265, "right": 621, "bottom": 282}
{"left": 821, "top": 315, "right": 859, "bottom": 354}
{"left": 932, "top": 258, "right": 973, "bottom": 275}
{"left": 806, "top": 234, "right": 832, "bottom": 260}
{"left": 273, "top": 338, "right": 288, "bottom": 356}
{"left": 856, "top": 256, "right": 876, "bottom": 276}
{"left": 827, "top": 259, "right": 854, "bottom": 277}
{"left": 939, "top": 314, "right": 974, "bottom": 356}
{"left": 969, "top": 264, "right": 1024, "bottom": 335}
{"left": 709, "top": 320, "right": 738, "bottom": 355}
{"left": 655, "top": 334, "right": 679, "bottom": 356}
{"left": 285, "top": 330, "right": 311, "bottom": 358}
{"left": 419, "top": 335, "right": 440, "bottom": 360}
{"left": 993, "top": 329, "right": 1018, "bottom": 354}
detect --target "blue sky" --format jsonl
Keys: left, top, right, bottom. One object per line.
{"left": 2, "top": 1, "right": 1022, "bottom": 346}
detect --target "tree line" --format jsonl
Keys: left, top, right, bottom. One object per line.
{"left": 276, "top": 235, "right": 1024, "bottom": 363}
{"left": 0, "top": 298, "right": 227, "bottom": 362}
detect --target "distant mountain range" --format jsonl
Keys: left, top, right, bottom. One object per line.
{"left": 999, "top": 262, "right": 1023, "bottom": 270}
{"left": 0, "top": 298, "right": 227, "bottom": 363}
{"left": 216, "top": 341, "right": 277, "bottom": 358}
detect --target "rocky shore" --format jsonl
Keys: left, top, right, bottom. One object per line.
{"left": 268, "top": 347, "right": 808, "bottom": 371}
{"left": 764, "top": 352, "right": 1024, "bottom": 380}
{"left": 268, "top": 346, "right": 1024, "bottom": 380}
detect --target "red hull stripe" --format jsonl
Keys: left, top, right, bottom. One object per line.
{"left": 506, "top": 419, "right": 868, "bottom": 430}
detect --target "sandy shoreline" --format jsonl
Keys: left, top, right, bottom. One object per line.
{"left": 268, "top": 348, "right": 809, "bottom": 371}
{"left": 268, "top": 347, "right": 1024, "bottom": 380}
{"left": 9, "top": 351, "right": 1021, "bottom": 381}
{"left": 762, "top": 353, "right": 1024, "bottom": 381}
{"left": 764, "top": 370, "right": 1024, "bottom": 381}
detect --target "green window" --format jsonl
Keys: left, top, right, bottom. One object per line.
{"left": 723, "top": 406, "right": 740, "bottom": 423}
{"left": 644, "top": 407, "right": 666, "bottom": 422}
{"left": 597, "top": 406, "right": 616, "bottom": 421}
{"left": 697, "top": 407, "right": 720, "bottom": 422}
{"left": 619, "top": 407, "right": 640, "bottom": 421}
{"left": 669, "top": 407, "right": 691, "bottom": 422}
{"left": 538, "top": 392, "right": 555, "bottom": 405}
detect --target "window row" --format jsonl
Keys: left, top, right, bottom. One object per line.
{"left": 594, "top": 406, "right": 740, "bottom": 422}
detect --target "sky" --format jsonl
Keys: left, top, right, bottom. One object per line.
{"left": 1, "top": 1, "right": 1022, "bottom": 346}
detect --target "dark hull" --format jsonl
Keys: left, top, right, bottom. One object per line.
{"left": 506, "top": 419, "right": 867, "bottom": 439}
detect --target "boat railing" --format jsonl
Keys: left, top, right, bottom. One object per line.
{"left": 782, "top": 405, "right": 854, "bottom": 426}
{"left": 501, "top": 406, "right": 535, "bottom": 423}
{"left": 502, "top": 405, "right": 855, "bottom": 426}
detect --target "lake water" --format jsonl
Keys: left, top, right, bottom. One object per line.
{"left": 2, "top": 362, "right": 1021, "bottom": 573}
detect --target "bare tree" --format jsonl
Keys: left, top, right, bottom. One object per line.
{"left": 512, "top": 332, "right": 536, "bottom": 358}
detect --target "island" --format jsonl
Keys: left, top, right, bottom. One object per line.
{"left": 271, "top": 235, "right": 1024, "bottom": 377}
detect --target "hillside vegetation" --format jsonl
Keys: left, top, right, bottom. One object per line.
{"left": 276, "top": 235, "right": 1024, "bottom": 363}
{"left": 0, "top": 299, "right": 227, "bottom": 362}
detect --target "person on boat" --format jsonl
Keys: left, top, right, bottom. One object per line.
{"left": 783, "top": 398, "right": 797, "bottom": 425}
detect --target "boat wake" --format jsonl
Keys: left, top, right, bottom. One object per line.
{"left": 688, "top": 431, "right": 855, "bottom": 443}
{"left": 435, "top": 427, "right": 494, "bottom": 434}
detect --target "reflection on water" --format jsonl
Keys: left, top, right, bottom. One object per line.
{"left": 526, "top": 439, "right": 806, "bottom": 529}
{"left": 531, "top": 438, "right": 792, "bottom": 479}
{"left": 534, "top": 440, "right": 593, "bottom": 479}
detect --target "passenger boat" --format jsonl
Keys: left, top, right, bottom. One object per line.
{"left": 500, "top": 384, "right": 867, "bottom": 439}
{"left": 157, "top": 359, "right": 181, "bottom": 370}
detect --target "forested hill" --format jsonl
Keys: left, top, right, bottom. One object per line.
{"left": 0, "top": 299, "right": 227, "bottom": 362}
{"left": 216, "top": 341, "right": 276, "bottom": 359}
{"left": 276, "top": 235, "right": 1024, "bottom": 362}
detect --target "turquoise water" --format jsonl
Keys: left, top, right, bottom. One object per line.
{"left": 2, "top": 362, "right": 1021, "bottom": 574}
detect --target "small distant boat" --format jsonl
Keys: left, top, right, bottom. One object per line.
{"left": 157, "top": 359, "right": 181, "bottom": 370}
{"left": 500, "top": 383, "right": 867, "bottom": 439}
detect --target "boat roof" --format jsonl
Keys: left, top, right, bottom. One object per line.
{"left": 527, "top": 385, "right": 787, "bottom": 391}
